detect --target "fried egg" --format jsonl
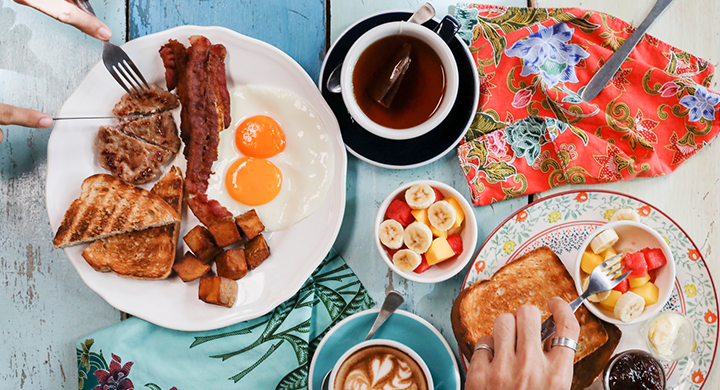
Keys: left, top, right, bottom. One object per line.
{"left": 206, "top": 85, "right": 334, "bottom": 231}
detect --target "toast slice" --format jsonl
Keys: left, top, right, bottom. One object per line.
{"left": 81, "top": 167, "right": 184, "bottom": 280}
{"left": 451, "top": 246, "right": 609, "bottom": 365}
{"left": 571, "top": 321, "right": 622, "bottom": 390}
{"left": 53, "top": 173, "right": 180, "bottom": 248}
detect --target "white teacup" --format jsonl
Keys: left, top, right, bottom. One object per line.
{"left": 340, "top": 21, "right": 459, "bottom": 140}
{"left": 329, "top": 339, "right": 434, "bottom": 390}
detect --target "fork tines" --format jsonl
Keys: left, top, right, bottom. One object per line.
{"left": 107, "top": 60, "right": 151, "bottom": 98}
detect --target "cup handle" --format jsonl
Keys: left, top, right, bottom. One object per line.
{"left": 433, "top": 15, "right": 461, "bottom": 43}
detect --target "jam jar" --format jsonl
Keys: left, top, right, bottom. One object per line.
{"left": 603, "top": 349, "right": 666, "bottom": 390}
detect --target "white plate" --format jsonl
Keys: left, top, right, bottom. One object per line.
{"left": 46, "top": 26, "right": 347, "bottom": 331}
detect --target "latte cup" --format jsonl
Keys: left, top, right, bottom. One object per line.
{"left": 329, "top": 339, "right": 434, "bottom": 390}
{"left": 340, "top": 21, "right": 459, "bottom": 140}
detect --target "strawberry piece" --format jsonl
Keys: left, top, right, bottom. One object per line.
{"left": 432, "top": 187, "right": 445, "bottom": 203}
{"left": 447, "top": 234, "right": 463, "bottom": 256}
{"left": 642, "top": 248, "right": 667, "bottom": 270}
{"left": 414, "top": 255, "right": 432, "bottom": 274}
{"left": 624, "top": 252, "right": 648, "bottom": 278}
{"left": 613, "top": 278, "right": 629, "bottom": 293}
{"left": 384, "top": 199, "right": 414, "bottom": 227}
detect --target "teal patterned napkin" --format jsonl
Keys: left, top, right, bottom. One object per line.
{"left": 76, "top": 249, "right": 374, "bottom": 390}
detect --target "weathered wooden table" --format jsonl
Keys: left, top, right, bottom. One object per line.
{"left": 1, "top": 0, "right": 716, "bottom": 388}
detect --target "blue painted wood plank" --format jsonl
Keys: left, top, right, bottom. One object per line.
{"left": 0, "top": 2, "right": 126, "bottom": 389}
{"left": 128, "top": 0, "right": 326, "bottom": 83}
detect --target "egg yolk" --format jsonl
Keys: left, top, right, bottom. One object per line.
{"left": 235, "top": 115, "right": 286, "bottom": 158}
{"left": 225, "top": 157, "right": 282, "bottom": 206}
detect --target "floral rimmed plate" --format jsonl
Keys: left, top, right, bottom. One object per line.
{"left": 461, "top": 190, "right": 718, "bottom": 390}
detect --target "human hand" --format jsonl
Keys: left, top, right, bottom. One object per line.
{"left": 13, "top": 0, "right": 112, "bottom": 40}
{"left": 0, "top": 103, "right": 54, "bottom": 145}
{"left": 466, "top": 297, "right": 580, "bottom": 390}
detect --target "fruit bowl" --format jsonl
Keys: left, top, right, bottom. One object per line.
{"left": 374, "top": 180, "right": 477, "bottom": 283}
{"left": 574, "top": 220, "right": 676, "bottom": 325}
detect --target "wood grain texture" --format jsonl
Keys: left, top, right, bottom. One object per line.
{"left": 0, "top": 1, "right": 124, "bottom": 389}
{"left": 535, "top": 0, "right": 720, "bottom": 387}
{"left": 128, "top": 0, "right": 326, "bottom": 83}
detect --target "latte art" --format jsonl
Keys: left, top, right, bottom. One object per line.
{"left": 334, "top": 346, "right": 428, "bottom": 390}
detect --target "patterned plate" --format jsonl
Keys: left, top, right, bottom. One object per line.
{"left": 461, "top": 190, "right": 718, "bottom": 389}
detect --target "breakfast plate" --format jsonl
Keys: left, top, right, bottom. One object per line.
{"left": 461, "top": 190, "right": 718, "bottom": 389}
{"left": 45, "top": 26, "right": 347, "bottom": 331}
{"left": 308, "top": 309, "right": 461, "bottom": 390}
{"left": 319, "top": 11, "right": 479, "bottom": 169}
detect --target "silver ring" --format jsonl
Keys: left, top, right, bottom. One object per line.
{"left": 551, "top": 337, "right": 578, "bottom": 353}
{"left": 474, "top": 343, "right": 494, "bottom": 357}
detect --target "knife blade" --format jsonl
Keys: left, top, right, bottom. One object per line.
{"left": 52, "top": 114, "right": 154, "bottom": 121}
{"left": 580, "top": 0, "right": 676, "bottom": 103}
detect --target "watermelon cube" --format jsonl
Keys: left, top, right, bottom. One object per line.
{"left": 432, "top": 187, "right": 445, "bottom": 203}
{"left": 385, "top": 199, "right": 414, "bottom": 227}
{"left": 642, "top": 248, "right": 667, "bottom": 270}
{"left": 447, "top": 234, "right": 463, "bottom": 256}
{"left": 613, "top": 278, "right": 629, "bottom": 293}
{"left": 414, "top": 255, "right": 431, "bottom": 274}
{"left": 624, "top": 252, "right": 648, "bottom": 278}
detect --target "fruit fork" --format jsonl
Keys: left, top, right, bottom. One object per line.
{"left": 540, "top": 254, "right": 631, "bottom": 342}
{"left": 72, "top": 0, "right": 151, "bottom": 98}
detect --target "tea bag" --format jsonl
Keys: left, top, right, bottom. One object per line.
{"left": 368, "top": 42, "right": 412, "bottom": 108}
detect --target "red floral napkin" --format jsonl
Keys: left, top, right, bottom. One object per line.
{"left": 454, "top": 4, "right": 719, "bottom": 206}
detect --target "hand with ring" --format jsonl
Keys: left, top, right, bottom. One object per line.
{"left": 466, "top": 297, "right": 581, "bottom": 390}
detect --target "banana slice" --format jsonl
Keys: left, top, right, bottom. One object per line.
{"left": 611, "top": 208, "right": 641, "bottom": 222}
{"left": 403, "top": 222, "right": 433, "bottom": 253}
{"left": 392, "top": 249, "right": 422, "bottom": 272}
{"left": 405, "top": 184, "right": 435, "bottom": 209}
{"left": 378, "top": 219, "right": 404, "bottom": 249}
{"left": 614, "top": 291, "right": 646, "bottom": 322}
{"left": 582, "top": 276, "right": 611, "bottom": 303}
{"left": 427, "top": 201, "right": 457, "bottom": 231}
{"left": 590, "top": 228, "right": 619, "bottom": 254}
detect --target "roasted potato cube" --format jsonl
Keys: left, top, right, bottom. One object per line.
{"left": 208, "top": 218, "right": 242, "bottom": 247}
{"left": 246, "top": 234, "right": 270, "bottom": 269}
{"left": 198, "top": 276, "right": 238, "bottom": 308}
{"left": 235, "top": 209, "right": 265, "bottom": 240}
{"left": 216, "top": 249, "right": 248, "bottom": 280}
{"left": 173, "top": 252, "right": 211, "bottom": 282}
{"left": 183, "top": 225, "right": 222, "bottom": 261}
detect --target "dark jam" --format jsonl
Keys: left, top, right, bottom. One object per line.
{"left": 607, "top": 350, "right": 665, "bottom": 390}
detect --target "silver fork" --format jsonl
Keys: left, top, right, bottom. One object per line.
{"left": 540, "top": 253, "right": 631, "bottom": 342}
{"left": 72, "top": 0, "right": 150, "bottom": 98}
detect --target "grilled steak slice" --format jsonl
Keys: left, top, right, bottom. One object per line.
{"left": 96, "top": 126, "right": 172, "bottom": 184}
{"left": 119, "top": 111, "right": 180, "bottom": 153}
{"left": 112, "top": 84, "right": 179, "bottom": 116}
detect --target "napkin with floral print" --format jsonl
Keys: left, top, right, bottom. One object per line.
{"left": 454, "top": 4, "right": 719, "bottom": 206}
{"left": 76, "top": 249, "right": 373, "bottom": 390}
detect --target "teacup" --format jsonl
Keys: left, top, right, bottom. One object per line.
{"left": 340, "top": 21, "right": 459, "bottom": 140}
{"left": 329, "top": 339, "right": 434, "bottom": 390}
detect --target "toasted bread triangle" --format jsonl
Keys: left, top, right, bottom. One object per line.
{"left": 81, "top": 167, "right": 184, "bottom": 280}
{"left": 451, "top": 246, "right": 609, "bottom": 365}
{"left": 53, "top": 174, "right": 180, "bottom": 249}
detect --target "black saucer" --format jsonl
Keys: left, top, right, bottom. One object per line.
{"left": 319, "top": 11, "right": 479, "bottom": 169}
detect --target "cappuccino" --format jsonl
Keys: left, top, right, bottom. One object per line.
{"left": 333, "top": 345, "right": 428, "bottom": 390}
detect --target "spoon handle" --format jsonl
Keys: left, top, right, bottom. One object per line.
{"left": 364, "top": 291, "right": 404, "bottom": 341}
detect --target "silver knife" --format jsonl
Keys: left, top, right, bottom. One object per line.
{"left": 52, "top": 114, "right": 154, "bottom": 121}
{"left": 581, "top": 0, "right": 676, "bottom": 102}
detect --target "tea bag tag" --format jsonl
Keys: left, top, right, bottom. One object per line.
{"left": 368, "top": 42, "right": 412, "bottom": 108}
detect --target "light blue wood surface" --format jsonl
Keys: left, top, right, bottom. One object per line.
{"left": 1, "top": 0, "right": 527, "bottom": 388}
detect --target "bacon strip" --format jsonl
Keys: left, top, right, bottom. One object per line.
{"left": 159, "top": 36, "right": 233, "bottom": 226}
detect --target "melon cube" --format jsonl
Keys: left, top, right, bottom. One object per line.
{"left": 599, "top": 290, "right": 623, "bottom": 312}
{"left": 630, "top": 281, "right": 659, "bottom": 306}
{"left": 628, "top": 274, "right": 651, "bottom": 288}
{"left": 425, "top": 236, "right": 455, "bottom": 265}
{"left": 601, "top": 246, "right": 618, "bottom": 260}
{"left": 445, "top": 198, "right": 465, "bottom": 229}
{"left": 581, "top": 250, "right": 604, "bottom": 274}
